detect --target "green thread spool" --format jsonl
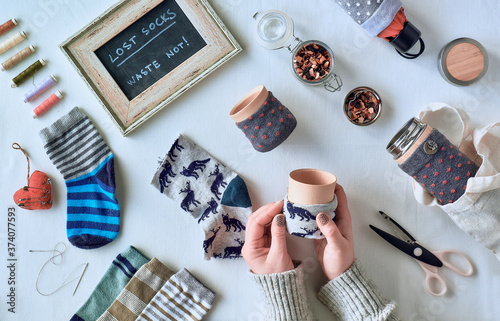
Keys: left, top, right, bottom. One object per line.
{"left": 11, "top": 59, "right": 45, "bottom": 88}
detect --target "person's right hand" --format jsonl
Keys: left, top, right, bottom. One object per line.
{"left": 314, "top": 184, "right": 355, "bottom": 280}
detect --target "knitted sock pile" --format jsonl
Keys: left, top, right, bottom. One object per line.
{"left": 137, "top": 268, "right": 216, "bottom": 321}
{"left": 97, "top": 258, "right": 175, "bottom": 321}
{"left": 70, "top": 246, "right": 149, "bottom": 321}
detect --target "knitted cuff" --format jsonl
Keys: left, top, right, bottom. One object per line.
{"left": 235, "top": 91, "right": 297, "bottom": 152}
{"left": 335, "top": 0, "right": 402, "bottom": 37}
{"left": 399, "top": 128, "right": 479, "bottom": 204}
{"left": 39, "top": 107, "right": 86, "bottom": 144}
{"left": 283, "top": 195, "right": 337, "bottom": 239}
{"left": 121, "top": 246, "right": 151, "bottom": 271}
{"left": 318, "top": 261, "right": 398, "bottom": 321}
{"left": 251, "top": 264, "right": 315, "bottom": 321}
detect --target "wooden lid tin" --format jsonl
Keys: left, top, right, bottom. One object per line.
{"left": 438, "top": 38, "right": 488, "bottom": 86}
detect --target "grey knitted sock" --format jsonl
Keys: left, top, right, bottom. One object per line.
{"left": 235, "top": 91, "right": 297, "bottom": 152}
{"left": 399, "top": 128, "right": 479, "bottom": 204}
{"left": 137, "top": 268, "right": 216, "bottom": 321}
{"left": 283, "top": 195, "right": 337, "bottom": 239}
{"left": 334, "top": 0, "right": 402, "bottom": 36}
{"left": 151, "top": 135, "right": 252, "bottom": 259}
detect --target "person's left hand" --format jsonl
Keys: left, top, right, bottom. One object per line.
{"left": 241, "top": 200, "right": 294, "bottom": 274}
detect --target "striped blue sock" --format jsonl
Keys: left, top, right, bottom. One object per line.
{"left": 39, "top": 107, "right": 120, "bottom": 249}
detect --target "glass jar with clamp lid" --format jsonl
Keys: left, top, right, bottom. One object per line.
{"left": 253, "top": 10, "right": 343, "bottom": 92}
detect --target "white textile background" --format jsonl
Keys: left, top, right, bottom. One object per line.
{"left": 1, "top": 0, "right": 500, "bottom": 320}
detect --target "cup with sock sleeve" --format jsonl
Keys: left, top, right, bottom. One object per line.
{"left": 39, "top": 107, "right": 120, "bottom": 249}
{"left": 151, "top": 134, "right": 252, "bottom": 259}
{"left": 284, "top": 169, "right": 338, "bottom": 239}
{"left": 402, "top": 103, "right": 500, "bottom": 261}
{"left": 388, "top": 118, "right": 479, "bottom": 204}
{"left": 230, "top": 85, "right": 297, "bottom": 152}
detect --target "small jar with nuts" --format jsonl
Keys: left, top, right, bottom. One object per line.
{"left": 253, "top": 10, "right": 342, "bottom": 92}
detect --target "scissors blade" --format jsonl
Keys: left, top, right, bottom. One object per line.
{"left": 369, "top": 225, "right": 443, "bottom": 267}
{"left": 378, "top": 211, "right": 416, "bottom": 244}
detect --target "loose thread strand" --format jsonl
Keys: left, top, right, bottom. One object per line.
{"left": 12, "top": 143, "right": 30, "bottom": 186}
{"left": 29, "top": 242, "right": 89, "bottom": 296}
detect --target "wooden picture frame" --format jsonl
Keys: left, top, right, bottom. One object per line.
{"left": 60, "top": 0, "right": 241, "bottom": 136}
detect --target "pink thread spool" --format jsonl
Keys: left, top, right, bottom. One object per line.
{"left": 0, "top": 31, "right": 26, "bottom": 54}
{"left": 24, "top": 75, "right": 57, "bottom": 102}
{"left": 32, "top": 91, "right": 63, "bottom": 119}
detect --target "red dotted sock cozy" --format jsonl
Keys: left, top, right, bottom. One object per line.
{"left": 235, "top": 91, "right": 297, "bottom": 152}
{"left": 399, "top": 128, "right": 479, "bottom": 204}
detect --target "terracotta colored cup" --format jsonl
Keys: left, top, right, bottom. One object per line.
{"left": 229, "top": 85, "right": 269, "bottom": 122}
{"left": 288, "top": 168, "right": 337, "bottom": 205}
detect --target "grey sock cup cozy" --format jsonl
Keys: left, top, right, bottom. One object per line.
{"left": 399, "top": 128, "right": 479, "bottom": 204}
{"left": 283, "top": 195, "right": 338, "bottom": 239}
{"left": 334, "top": 0, "right": 402, "bottom": 37}
{"left": 235, "top": 91, "right": 297, "bottom": 153}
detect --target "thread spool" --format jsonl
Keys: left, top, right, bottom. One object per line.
{"left": 1, "top": 45, "right": 35, "bottom": 71}
{"left": 24, "top": 75, "right": 57, "bottom": 102}
{"left": 0, "top": 31, "right": 26, "bottom": 54}
{"left": 32, "top": 91, "right": 63, "bottom": 118}
{"left": 0, "top": 19, "right": 18, "bottom": 37}
{"left": 11, "top": 59, "right": 45, "bottom": 88}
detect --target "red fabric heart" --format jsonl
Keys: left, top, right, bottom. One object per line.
{"left": 13, "top": 170, "right": 52, "bottom": 210}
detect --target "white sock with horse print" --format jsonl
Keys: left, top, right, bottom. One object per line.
{"left": 151, "top": 134, "right": 252, "bottom": 260}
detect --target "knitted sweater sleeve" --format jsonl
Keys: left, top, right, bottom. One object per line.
{"left": 318, "top": 261, "right": 401, "bottom": 321}
{"left": 250, "top": 264, "right": 315, "bottom": 321}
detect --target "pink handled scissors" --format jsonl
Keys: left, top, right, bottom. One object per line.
{"left": 370, "top": 211, "right": 473, "bottom": 296}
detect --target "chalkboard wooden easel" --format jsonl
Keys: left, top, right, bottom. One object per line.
{"left": 61, "top": 0, "right": 241, "bottom": 135}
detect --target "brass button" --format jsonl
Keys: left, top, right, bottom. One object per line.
{"left": 424, "top": 140, "right": 438, "bottom": 154}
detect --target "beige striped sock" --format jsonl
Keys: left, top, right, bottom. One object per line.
{"left": 97, "top": 258, "right": 174, "bottom": 321}
{"left": 137, "top": 268, "right": 216, "bottom": 321}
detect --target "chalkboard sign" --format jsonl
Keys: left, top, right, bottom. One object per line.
{"left": 94, "top": 0, "right": 207, "bottom": 100}
{"left": 61, "top": 0, "right": 241, "bottom": 135}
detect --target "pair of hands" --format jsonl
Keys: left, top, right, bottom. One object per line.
{"left": 241, "top": 185, "right": 355, "bottom": 280}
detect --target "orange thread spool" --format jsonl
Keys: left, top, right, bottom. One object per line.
{"left": 0, "top": 19, "right": 18, "bottom": 37}
{"left": 32, "top": 91, "right": 63, "bottom": 119}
